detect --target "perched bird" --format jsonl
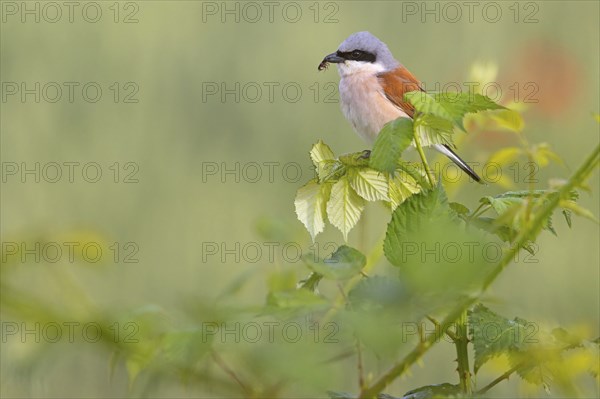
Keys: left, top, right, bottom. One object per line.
{"left": 318, "top": 31, "right": 481, "bottom": 182}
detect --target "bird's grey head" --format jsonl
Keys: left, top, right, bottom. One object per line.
{"left": 318, "top": 31, "right": 399, "bottom": 76}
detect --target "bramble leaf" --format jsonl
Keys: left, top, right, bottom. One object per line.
{"left": 405, "top": 91, "right": 505, "bottom": 130}
{"left": 469, "top": 304, "right": 533, "bottom": 372}
{"left": 384, "top": 183, "right": 453, "bottom": 267}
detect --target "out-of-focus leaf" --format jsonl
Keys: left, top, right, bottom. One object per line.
{"left": 530, "top": 143, "right": 563, "bottom": 168}
{"left": 401, "top": 383, "right": 462, "bottom": 399}
{"left": 488, "top": 147, "right": 523, "bottom": 166}
{"left": 469, "top": 304, "right": 533, "bottom": 372}
{"left": 347, "top": 275, "right": 407, "bottom": 311}
{"left": 491, "top": 109, "right": 525, "bottom": 132}
{"left": 384, "top": 183, "right": 453, "bottom": 267}
{"left": 302, "top": 245, "right": 366, "bottom": 280}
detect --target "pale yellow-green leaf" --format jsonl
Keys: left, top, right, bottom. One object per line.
{"left": 560, "top": 200, "right": 599, "bottom": 223}
{"left": 488, "top": 147, "right": 523, "bottom": 166}
{"left": 531, "top": 143, "right": 563, "bottom": 168}
{"left": 294, "top": 180, "right": 331, "bottom": 241}
{"left": 326, "top": 176, "right": 365, "bottom": 241}
{"left": 492, "top": 109, "right": 525, "bottom": 132}
{"left": 310, "top": 140, "right": 335, "bottom": 166}
{"left": 468, "top": 61, "right": 499, "bottom": 92}
{"left": 388, "top": 170, "right": 421, "bottom": 210}
{"left": 348, "top": 168, "right": 390, "bottom": 201}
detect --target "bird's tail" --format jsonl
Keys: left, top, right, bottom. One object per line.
{"left": 433, "top": 144, "right": 482, "bottom": 183}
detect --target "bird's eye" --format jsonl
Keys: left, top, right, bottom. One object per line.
{"left": 351, "top": 50, "right": 362, "bottom": 59}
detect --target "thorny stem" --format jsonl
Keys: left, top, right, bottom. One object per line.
{"left": 455, "top": 310, "right": 472, "bottom": 395}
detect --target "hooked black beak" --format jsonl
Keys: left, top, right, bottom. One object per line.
{"left": 323, "top": 52, "right": 345, "bottom": 63}
{"left": 318, "top": 52, "right": 345, "bottom": 71}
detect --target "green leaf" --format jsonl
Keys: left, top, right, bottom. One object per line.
{"left": 469, "top": 304, "right": 533, "bottom": 372}
{"left": 302, "top": 245, "right": 366, "bottom": 280}
{"left": 294, "top": 180, "right": 331, "bottom": 241}
{"left": 449, "top": 202, "right": 470, "bottom": 217}
{"left": 370, "top": 118, "right": 414, "bottom": 174}
{"left": 348, "top": 167, "right": 390, "bottom": 201}
{"left": 326, "top": 176, "right": 366, "bottom": 241}
{"left": 405, "top": 91, "right": 505, "bottom": 131}
{"left": 384, "top": 183, "right": 453, "bottom": 267}
{"left": 404, "top": 91, "right": 455, "bottom": 121}
{"left": 348, "top": 275, "right": 407, "bottom": 311}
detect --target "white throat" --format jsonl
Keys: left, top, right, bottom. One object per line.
{"left": 336, "top": 60, "right": 386, "bottom": 77}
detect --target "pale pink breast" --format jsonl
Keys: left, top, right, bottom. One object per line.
{"left": 339, "top": 73, "right": 410, "bottom": 143}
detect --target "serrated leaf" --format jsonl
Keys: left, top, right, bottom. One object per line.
{"left": 302, "top": 245, "right": 366, "bottom": 280}
{"left": 348, "top": 167, "right": 390, "bottom": 201}
{"left": 469, "top": 304, "right": 533, "bottom": 373}
{"left": 370, "top": 117, "right": 414, "bottom": 174}
{"left": 384, "top": 183, "right": 453, "bottom": 267}
{"left": 326, "top": 176, "right": 365, "bottom": 241}
{"left": 404, "top": 91, "right": 455, "bottom": 121}
{"left": 294, "top": 180, "right": 331, "bottom": 241}
{"left": 388, "top": 169, "right": 422, "bottom": 209}
{"left": 405, "top": 91, "right": 505, "bottom": 131}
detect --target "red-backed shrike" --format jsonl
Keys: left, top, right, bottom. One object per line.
{"left": 319, "top": 31, "right": 481, "bottom": 182}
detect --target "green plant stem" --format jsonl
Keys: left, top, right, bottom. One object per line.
{"left": 455, "top": 310, "right": 472, "bottom": 395}
{"left": 413, "top": 127, "right": 435, "bottom": 188}
{"left": 358, "top": 144, "right": 599, "bottom": 399}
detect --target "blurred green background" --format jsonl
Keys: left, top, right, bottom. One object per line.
{"left": 1, "top": 1, "right": 599, "bottom": 397}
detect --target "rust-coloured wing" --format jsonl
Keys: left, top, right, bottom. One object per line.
{"left": 377, "top": 66, "right": 424, "bottom": 118}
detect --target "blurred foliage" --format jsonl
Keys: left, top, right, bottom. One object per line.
{"left": 1, "top": 1, "right": 599, "bottom": 398}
